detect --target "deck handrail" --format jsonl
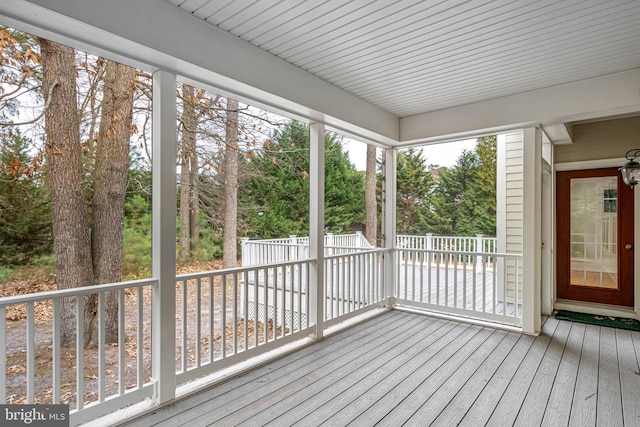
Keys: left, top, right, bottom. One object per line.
{"left": 1, "top": 233, "right": 520, "bottom": 426}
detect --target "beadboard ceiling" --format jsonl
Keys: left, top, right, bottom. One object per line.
{"left": 164, "top": 0, "right": 640, "bottom": 118}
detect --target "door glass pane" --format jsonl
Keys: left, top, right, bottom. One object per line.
{"left": 570, "top": 177, "right": 618, "bottom": 289}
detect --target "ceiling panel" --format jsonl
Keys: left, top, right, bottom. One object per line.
{"left": 164, "top": 0, "right": 640, "bottom": 117}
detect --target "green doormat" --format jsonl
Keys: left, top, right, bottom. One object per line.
{"left": 555, "top": 310, "right": 640, "bottom": 332}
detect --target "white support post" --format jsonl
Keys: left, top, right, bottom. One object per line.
{"left": 309, "top": 122, "right": 325, "bottom": 339}
{"left": 425, "top": 233, "right": 433, "bottom": 251}
{"left": 383, "top": 148, "right": 397, "bottom": 305}
{"left": 240, "top": 237, "right": 249, "bottom": 267}
{"left": 475, "top": 234, "right": 484, "bottom": 269}
{"left": 522, "top": 127, "right": 542, "bottom": 334}
{"left": 496, "top": 134, "right": 507, "bottom": 302}
{"left": 151, "top": 70, "right": 177, "bottom": 403}
{"left": 289, "top": 235, "right": 297, "bottom": 261}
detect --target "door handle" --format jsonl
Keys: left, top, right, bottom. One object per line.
{"left": 625, "top": 243, "right": 633, "bottom": 250}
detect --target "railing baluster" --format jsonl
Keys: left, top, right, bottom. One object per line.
{"left": 243, "top": 271, "right": 249, "bottom": 349}
{"left": 472, "top": 259, "right": 477, "bottom": 312}
{"left": 26, "top": 302, "right": 34, "bottom": 404}
{"left": 181, "top": 279, "right": 187, "bottom": 372}
{"left": 444, "top": 254, "right": 449, "bottom": 307}
{"left": 282, "top": 266, "right": 287, "bottom": 336}
{"left": 208, "top": 275, "right": 214, "bottom": 362}
{"left": 52, "top": 299, "right": 61, "bottom": 404}
{"left": 136, "top": 286, "right": 143, "bottom": 389}
{"left": 77, "top": 296, "right": 84, "bottom": 411}
{"left": 436, "top": 253, "right": 441, "bottom": 305}
{"left": 492, "top": 259, "right": 497, "bottom": 314}
{"left": 222, "top": 274, "right": 227, "bottom": 356}
{"left": 232, "top": 273, "right": 237, "bottom": 354}
{"left": 463, "top": 257, "right": 468, "bottom": 310}
{"left": 453, "top": 258, "right": 458, "bottom": 308}
{"left": 272, "top": 268, "right": 278, "bottom": 341}
{"left": 0, "top": 306, "right": 5, "bottom": 403}
{"left": 482, "top": 258, "right": 487, "bottom": 313}
{"left": 196, "top": 277, "right": 201, "bottom": 367}
{"left": 98, "top": 292, "right": 105, "bottom": 402}
{"left": 253, "top": 269, "right": 259, "bottom": 347}
{"left": 118, "top": 289, "right": 125, "bottom": 395}
{"left": 263, "top": 268, "right": 269, "bottom": 344}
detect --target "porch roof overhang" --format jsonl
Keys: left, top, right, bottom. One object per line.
{"left": 2, "top": 0, "right": 640, "bottom": 146}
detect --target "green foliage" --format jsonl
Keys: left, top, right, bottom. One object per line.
{"left": 397, "top": 137, "right": 497, "bottom": 237}
{"left": 243, "top": 121, "right": 365, "bottom": 238}
{"left": 122, "top": 194, "right": 151, "bottom": 279}
{"left": 190, "top": 223, "right": 223, "bottom": 262}
{"left": 396, "top": 148, "right": 435, "bottom": 234}
{"left": 0, "top": 266, "right": 12, "bottom": 283}
{"left": 0, "top": 129, "right": 52, "bottom": 265}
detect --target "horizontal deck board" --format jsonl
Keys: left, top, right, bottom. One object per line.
{"left": 124, "top": 311, "right": 638, "bottom": 427}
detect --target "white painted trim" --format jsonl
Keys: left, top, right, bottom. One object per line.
{"left": 555, "top": 300, "right": 639, "bottom": 321}
{"left": 309, "top": 122, "right": 325, "bottom": 339}
{"left": 383, "top": 148, "right": 397, "bottom": 303}
{"left": 554, "top": 158, "right": 627, "bottom": 171}
{"left": 552, "top": 157, "right": 637, "bottom": 318}
{"left": 0, "top": 0, "right": 398, "bottom": 146}
{"left": 522, "top": 127, "right": 542, "bottom": 335}
{"left": 151, "top": 70, "right": 177, "bottom": 403}
{"left": 496, "top": 134, "right": 507, "bottom": 302}
{"left": 400, "top": 69, "right": 640, "bottom": 144}
{"left": 541, "top": 169, "right": 553, "bottom": 315}
{"left": 393, "top": 306, "right": 527, "bottom": 335}
{"left": 635, "top": 183, "right": 639, "bottom": 317}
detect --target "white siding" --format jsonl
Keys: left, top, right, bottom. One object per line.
{"left": 498, "top": 130, "right": 524, "bottom": 301}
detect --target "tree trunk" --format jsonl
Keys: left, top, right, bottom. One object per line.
{"left": 87, "top": 61, "right": 135, "bottom": 347}
{"left": 179, "top": 84, "right": 197, "bottom": 261}
{"left": 365, "top": 144, "right": 377, "bottom": 246}
{"left": 39, "top": 39, "right": 94, "bottom": 347}
{"left": 223, "top": 98, "right": 239, "bottom": 269}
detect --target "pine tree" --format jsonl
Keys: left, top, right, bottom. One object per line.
{"left": 243, "top": 121, "right": 365, "bottom": 238}
{"left": 0, "top": 129, "right": 51, "bottom": 265}
{"left": 396, "top": 148, "right": 434, "bottom": 234}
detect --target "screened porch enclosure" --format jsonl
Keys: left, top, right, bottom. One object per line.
{"left": 3, "top": 0, "right": 640, "bottom": 425}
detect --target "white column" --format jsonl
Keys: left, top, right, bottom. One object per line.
{"left": 151, "top": 70, "right": 177, "bottom": 403}
{"left": 496, "top": 134, "right": 507, "bottom": 302}
{"left": 309, "top": 122, "right": 325, "bottom": 339}
{"left": 522, "top": 127, "right": 542, "bottom": 334}
{"left": 383, "top": 148, "right": 397, "bottom": 305}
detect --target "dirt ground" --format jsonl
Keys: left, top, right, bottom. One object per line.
{"left": 1, "top": 260, "right": 281, "bottom": 410}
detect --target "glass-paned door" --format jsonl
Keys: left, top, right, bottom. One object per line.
{"left": 557, "top": 168, "right": 634, "bottom": 307}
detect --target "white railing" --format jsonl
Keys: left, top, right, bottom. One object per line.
{"left": 396, "top": 233, "right": 497, "bottom": 254}
{"left": 0, "top": 232, "right": 521, "bottom": 425}
{"left": 324, "top": 248, "right": 387, "bottom": 326}
{"left": 241, "top": 232, "right": 373, "bottom": 266}
{"left": 0, "top": 279, "right": 155, "bottom": 424}
{"left": 395, "top": 248, "right": 522, "bottom": 326}
{"left": 175, "top": 260, "right": 312, "bottom": 386}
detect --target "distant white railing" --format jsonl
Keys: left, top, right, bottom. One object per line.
{"left": 241, "top": 232, "right": 373, "bottom": 266}
{"left": 175, "top": 260, "right": 312, "bottom": 386}
{"left": 395, "top": 248, "right": 522, "bottom": 326}
{"left": 0, "top": 279, "right": 155, "bottom": 425}
{"left": 396, "top": 233, "right": 497, "bottom": 253}
{"left": 241, "top": 233, "right": 384, "bottom": 327}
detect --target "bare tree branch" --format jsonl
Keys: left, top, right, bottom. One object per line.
{"left": 0, "top": 80, "right": 58, "bottom": 127}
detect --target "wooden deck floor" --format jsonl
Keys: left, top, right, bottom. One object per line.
{"left": 125, "top": 310, "right": 640, "bottom": 427}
